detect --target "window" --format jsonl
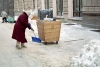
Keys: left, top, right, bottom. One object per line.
{"left": 56, "top": 0, "right": 63, "bottom": 16}
{"left": 73, "top": 0, "right": 83, "bottom": 17}
{"left": 45, "top": 0, "right": 49, "bottom": 9}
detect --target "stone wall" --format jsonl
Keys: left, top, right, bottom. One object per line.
{"left": 82, "top": 13, "right": 100, "bottom": 29}
{"left": 37, "top": 0, "right": 42, "bottom": 9}
{"left": 63, "top": 0, "right": 68, "bottom": 20}
{"left": 82, "top": 0, "right": 100, "bottom": 29}
{"left": 49, "top": 0, "right": 53, "bottom": 8}
{"left": 14, "top": 0, "right": 68, "bottom": 20}
{"left": 14, "top": 0, "right": 34, "bottom": 11}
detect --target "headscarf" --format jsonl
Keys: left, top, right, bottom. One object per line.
{"left": 23, "top": 10, "right": 31, "bottom": 16}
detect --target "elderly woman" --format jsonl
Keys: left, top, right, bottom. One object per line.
{"left": 12, "top": 11, "right": 34, "bottom": 49}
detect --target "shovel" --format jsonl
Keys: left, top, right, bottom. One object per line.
{"left": 31, "top": 31, "right": 41, "bottom": 43}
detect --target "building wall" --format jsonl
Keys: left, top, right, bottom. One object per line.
{"left": 14, "top": 0, "right": 100, "bottom": 29}
{"left": 49, "top": 0, "right": 53, "bottom": 8}
{"left": 83, "top": 0, "right": 100, "bottom": 13}
{"left": 52, "top": 0, "right": 57, "bottom": 17}
{"left": 82, "top": 0, "right": 100, "bottom": 29}
{"left": 14, "top": 0, "right": 68, "bottom": 19}
{"left": 63, "top": 0, "right": 68, "bottom": 20}
{"left": 14, "top": 0, "right": 36, "bottom": 16}
{"left": 14, "top": 0, "right": 34, "bottom": 11}
{"left": 52, "top": 0, "right": 68, "bottom": 19}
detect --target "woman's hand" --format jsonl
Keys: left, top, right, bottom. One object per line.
{"left": 31, "top": 27, "right": 34, "bottom": 31}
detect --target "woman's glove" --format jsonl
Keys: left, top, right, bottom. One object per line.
{"left": 28, "top": 23, "right": 31, "bottom": 27}
{"left": 28, "top": 23, "right": 34, "bottom": 31}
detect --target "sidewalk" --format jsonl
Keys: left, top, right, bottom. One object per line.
{"left": 0, "top": 18, "right": 100, "bottom": 67}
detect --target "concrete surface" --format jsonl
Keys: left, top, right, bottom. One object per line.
{"left": 0, "top": 18, "right": 100, "bottom": 67}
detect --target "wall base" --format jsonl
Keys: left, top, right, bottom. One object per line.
{"left": 82, "top": 13, "right": 100, "bottom": 29}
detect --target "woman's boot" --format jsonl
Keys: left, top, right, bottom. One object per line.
{"left": 21, "top": 43, "right": 27, "bottom": 48}
{"left": 16, "top": 41, "right": 21, "bottom": 49}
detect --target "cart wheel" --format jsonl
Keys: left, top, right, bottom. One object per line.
{"left": 44, "top": 42, "right": 47, "bottom": 45}
{"left": 56, "top": 41, "right": 58, "bottom": 44}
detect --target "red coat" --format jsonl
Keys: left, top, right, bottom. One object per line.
{"left": 12, "top": 12, "right": 31, "bottom": 43}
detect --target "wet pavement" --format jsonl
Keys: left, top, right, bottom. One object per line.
{"left": 0, "top": 18, "right": 100, "bottom": 67}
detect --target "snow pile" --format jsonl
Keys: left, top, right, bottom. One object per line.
{"left": 68, "top": 40, "right": 100, "bottom": 67}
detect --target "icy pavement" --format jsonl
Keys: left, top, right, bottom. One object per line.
{"left": 0, "top": 21, "right": 100, "bottom": 67}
